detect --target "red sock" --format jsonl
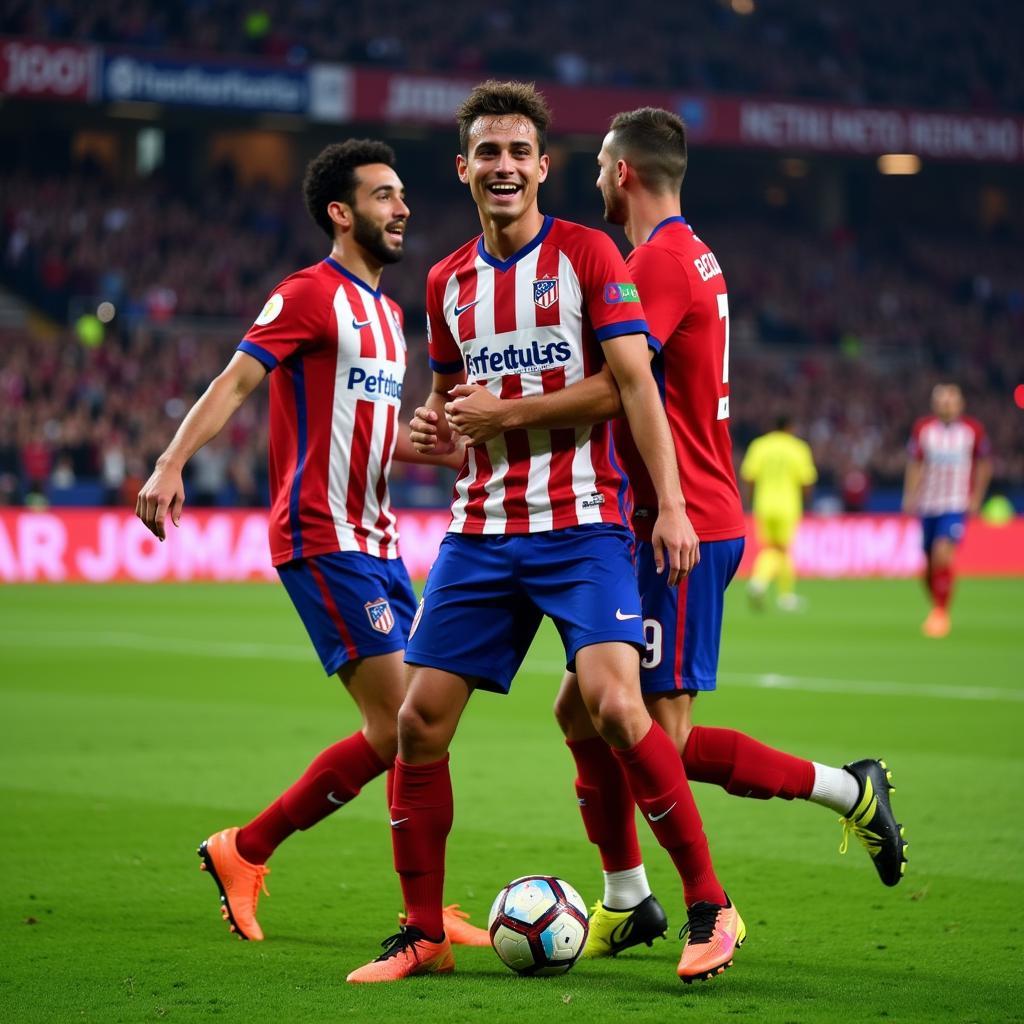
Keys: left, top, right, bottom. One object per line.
{"left": 236, "top": 731, "right": 388, "bottom": 864}
{"left": 684, "top": 726, "right": 815, "bottom": 801}
{"left": 391, "top": 756, "right": 452, "bottom": 941}
{"left": 930, "top": 565, "right": 953, "bottom": 610}
{"left": 566, "top": 737, "right": 641, "bottom": 872}
{"left": 613, "top": 722, "right": 725, "bottom": 907}
{"left": 385, "top": 767, "right": 396, "bottom": 809}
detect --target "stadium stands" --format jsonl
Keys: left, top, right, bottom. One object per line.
{"left": 2, "top": 2, "right": 1021, "bottom": 511}
{"left": 2, "top": 165, "right": 1020, "bottom": 510}
{"left": 4, "top": 0, "right": 1022, "bottom": 111}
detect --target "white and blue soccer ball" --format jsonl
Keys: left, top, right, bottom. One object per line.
{"left": 488, "top": 875, "right": 589, "bottom": 976}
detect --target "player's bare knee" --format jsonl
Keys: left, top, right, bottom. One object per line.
{"left": 395, "top": 699, "right": 430, "bottom": 748}
{"left": 590, "top": 691, "right": 648, "bottom": 750}
{"left": 395, "top": 699, "right": 451, "bottom": 761}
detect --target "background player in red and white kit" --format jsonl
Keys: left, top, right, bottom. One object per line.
{"left": 444, "top": 108, "right": 909, "bottom": 959}
{"left": 136, "top": 140, "right": 487, "bottom": 949}
{"left": 347, "top": 81, "right": 743, "bottom": 987}
{"left": 903, "top": 383, "right": 992, "bottom": 638}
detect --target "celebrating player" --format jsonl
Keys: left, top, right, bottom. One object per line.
{"left": 441, "top": 108, "right": 909, "bottom": 963}
{"left": 135, "top": 139, "right": 488, "bottom": 948}
{"left": 346, "top": 81, "right": 740, "bottom": 986}
{"left": 903, "top": 383, "right": 991, "bottom": 637}
{"left": 741, "top": 414, "right": 818, "bottom": 611}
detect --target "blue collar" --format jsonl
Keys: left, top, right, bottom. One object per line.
{"left": 476, "top": 215, "right": 554, "bottom": 272}
{"left": 647, "top": 215, "right": 688, "bottom": 242}
{"left": 323, "top": 257, "right": 381, "bottom": 299}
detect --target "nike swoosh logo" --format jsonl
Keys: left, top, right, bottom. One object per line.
{"left": 389, "top": 817, "right": 408, "bottom": 827}
{"left": 326, "top": 792, "right": 347, "bottom": 806}
{"left": 610, "top": 919, "right": 634, "bottom": 946}
{"left": 615, "top": 609, "right": 640, "bottom": 620}
{"left": 352, "top": 317, "right": 373, "bottom": 329}
{"left": 454, "top": 300, "right": 479, "bottom": 317}
{"left": 648, "top": 801, "right": 677, "bottom": 822}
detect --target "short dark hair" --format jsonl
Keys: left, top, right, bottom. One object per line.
{"left": 608, "top": 107, "right": 688, "bottom": 194}
{"left": 302, "top": 139, "right": 397, "bottom": 239}
{"left": 456, "top": 80, "right": 551, "bottom": 156}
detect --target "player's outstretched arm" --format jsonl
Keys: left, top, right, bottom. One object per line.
{"left": 970, "top": 456, "right": 993, "bottom": 515}
{"left": 136, "top": 351, "right": 266, "bottom": 540}
{"left": 902, "top": 460, "right": 923, "bottom": 515}
{"left": 603, "top": 332, "right": 698, "bottom": 585}
{"left": 409, "top": 370, "right": 466, "bottom": 454}
{"left": 443, "top": 365, "right": 622, "bottom": 446}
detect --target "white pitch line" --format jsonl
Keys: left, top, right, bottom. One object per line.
{"left": 2, "top": 632, "right": 1021, "bottom": 704}
{"left": 527, "top": 661, "right": 1024, "bottom": 704}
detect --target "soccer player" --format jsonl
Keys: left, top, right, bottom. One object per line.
{"left": 346, "top": 81, "right": 741, "bottom": 986}
{"left": 903, "top": 383, "right": 991, "bottom": 637}
{"left": 441, "top": 107, "right": 908, "bottom": 962}
{"left": 741, "top": 415, "right": 818, "bottom": 611}
{"left": 135, "top": 139, "right": 488, "bottom": 949}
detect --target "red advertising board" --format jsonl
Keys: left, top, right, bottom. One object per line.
{"left": 0, "top": 37, "right": 98, "bottom": 101}
{"left": 3, "top": 37, "right": 1022, "bottom": 163}
{"left": 0, "top": 509, "right": 1021, "bottom": 584}
{"left": 350, "top": 68, "right": 1024, "bottom": 164}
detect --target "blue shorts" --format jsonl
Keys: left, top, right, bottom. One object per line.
{"left": 636, "top": 536, "right": 745, "bottom": 693}
{"left": 921, "top": 513, "right": 966, "bottom": 553}
{"left": 277, "top": 551, "right": 417, "bottom": 676}
{"left": 405, "top": 525, "right": 644, "bottom": 694}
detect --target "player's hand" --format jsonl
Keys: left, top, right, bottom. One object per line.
{"left": 135, "top": 464, "right": 185, "bottom": 541}
{"left": 444, "top": 384, "right": 508, "bottom": 446}
{"left": 651, "top": 504, "right": 700, "bottom": 587}
{"left": 410, "top": 406, "right": 445, "bottom": 454}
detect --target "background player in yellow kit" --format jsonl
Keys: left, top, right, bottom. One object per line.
{"left": 741, "top": 414, "right": 817, "bottom": 611}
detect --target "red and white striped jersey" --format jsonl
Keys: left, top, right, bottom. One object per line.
{"left": 427, "top": 216, "right": 649, "bottom": 535}
{"left": 908, "top": 415, "right": 990, "bottom": 516}
{"left": 238, "top": 258, "right": 406, "bottom": 565}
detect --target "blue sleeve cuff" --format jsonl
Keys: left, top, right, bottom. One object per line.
{"left": 646, "top": 334, "right": 664, "bottom": 353}
{"left": 238, "top": 340, "right": 278, "bottom": 371}
{"left": 429, "top": 356, "right": 465, "bottom": 374}
{"left": 595, "top": 318, "right": 649, "bottom": 343}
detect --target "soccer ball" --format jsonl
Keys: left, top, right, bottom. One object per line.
{"left": 487, "top": 875, "right": 589, "bottom": 976}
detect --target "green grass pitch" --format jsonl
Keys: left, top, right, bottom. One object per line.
{"left": 2, "top": 578, "right": 1023, "bottom": 1023}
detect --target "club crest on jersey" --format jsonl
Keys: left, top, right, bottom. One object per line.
{"left": 364, "top": 598, "right": 395, "bottom": 634}
{"left": 533, "top": 278, "right": 558, "bottom": 309}
{"left": 604, "top": 282, "right": 639, "bottom": 304}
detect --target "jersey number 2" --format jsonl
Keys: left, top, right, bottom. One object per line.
{"left": 717, "top": 292, "right": 730, "bottom": 421}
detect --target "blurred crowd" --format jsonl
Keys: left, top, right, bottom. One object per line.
{"left": 2, "top": 164, "right": 1021, "bottom": 512}
{"left": 3, "top": 0, "right": 1022, "bottom": 112}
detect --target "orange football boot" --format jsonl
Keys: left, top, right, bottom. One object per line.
{"left": 397, "top": 904, "right": 491, "bottom": 947}
{"left": 677, "top": 897, "right": 746, "bottom": 983}
{"left": 197, "top": 827, "right": 270, "bottom": 941}
{"left": 922, "top": 608, "right": 951, "bottom": 638}
{"left": 346, "top": 927, "right": 455, "bottom": 983}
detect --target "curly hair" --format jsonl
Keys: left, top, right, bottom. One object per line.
{"left": 456, "top": 80, "right": 551, "bottom": 155}
{"left": 608, "top": 107, "right": 688, "bottom": 194}
{"left": 302, "top": 139, "right": 397, "bottom": 238}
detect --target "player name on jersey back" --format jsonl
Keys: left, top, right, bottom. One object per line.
{"left": 427, "top": 216, "right": 649, "bottom": 536}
